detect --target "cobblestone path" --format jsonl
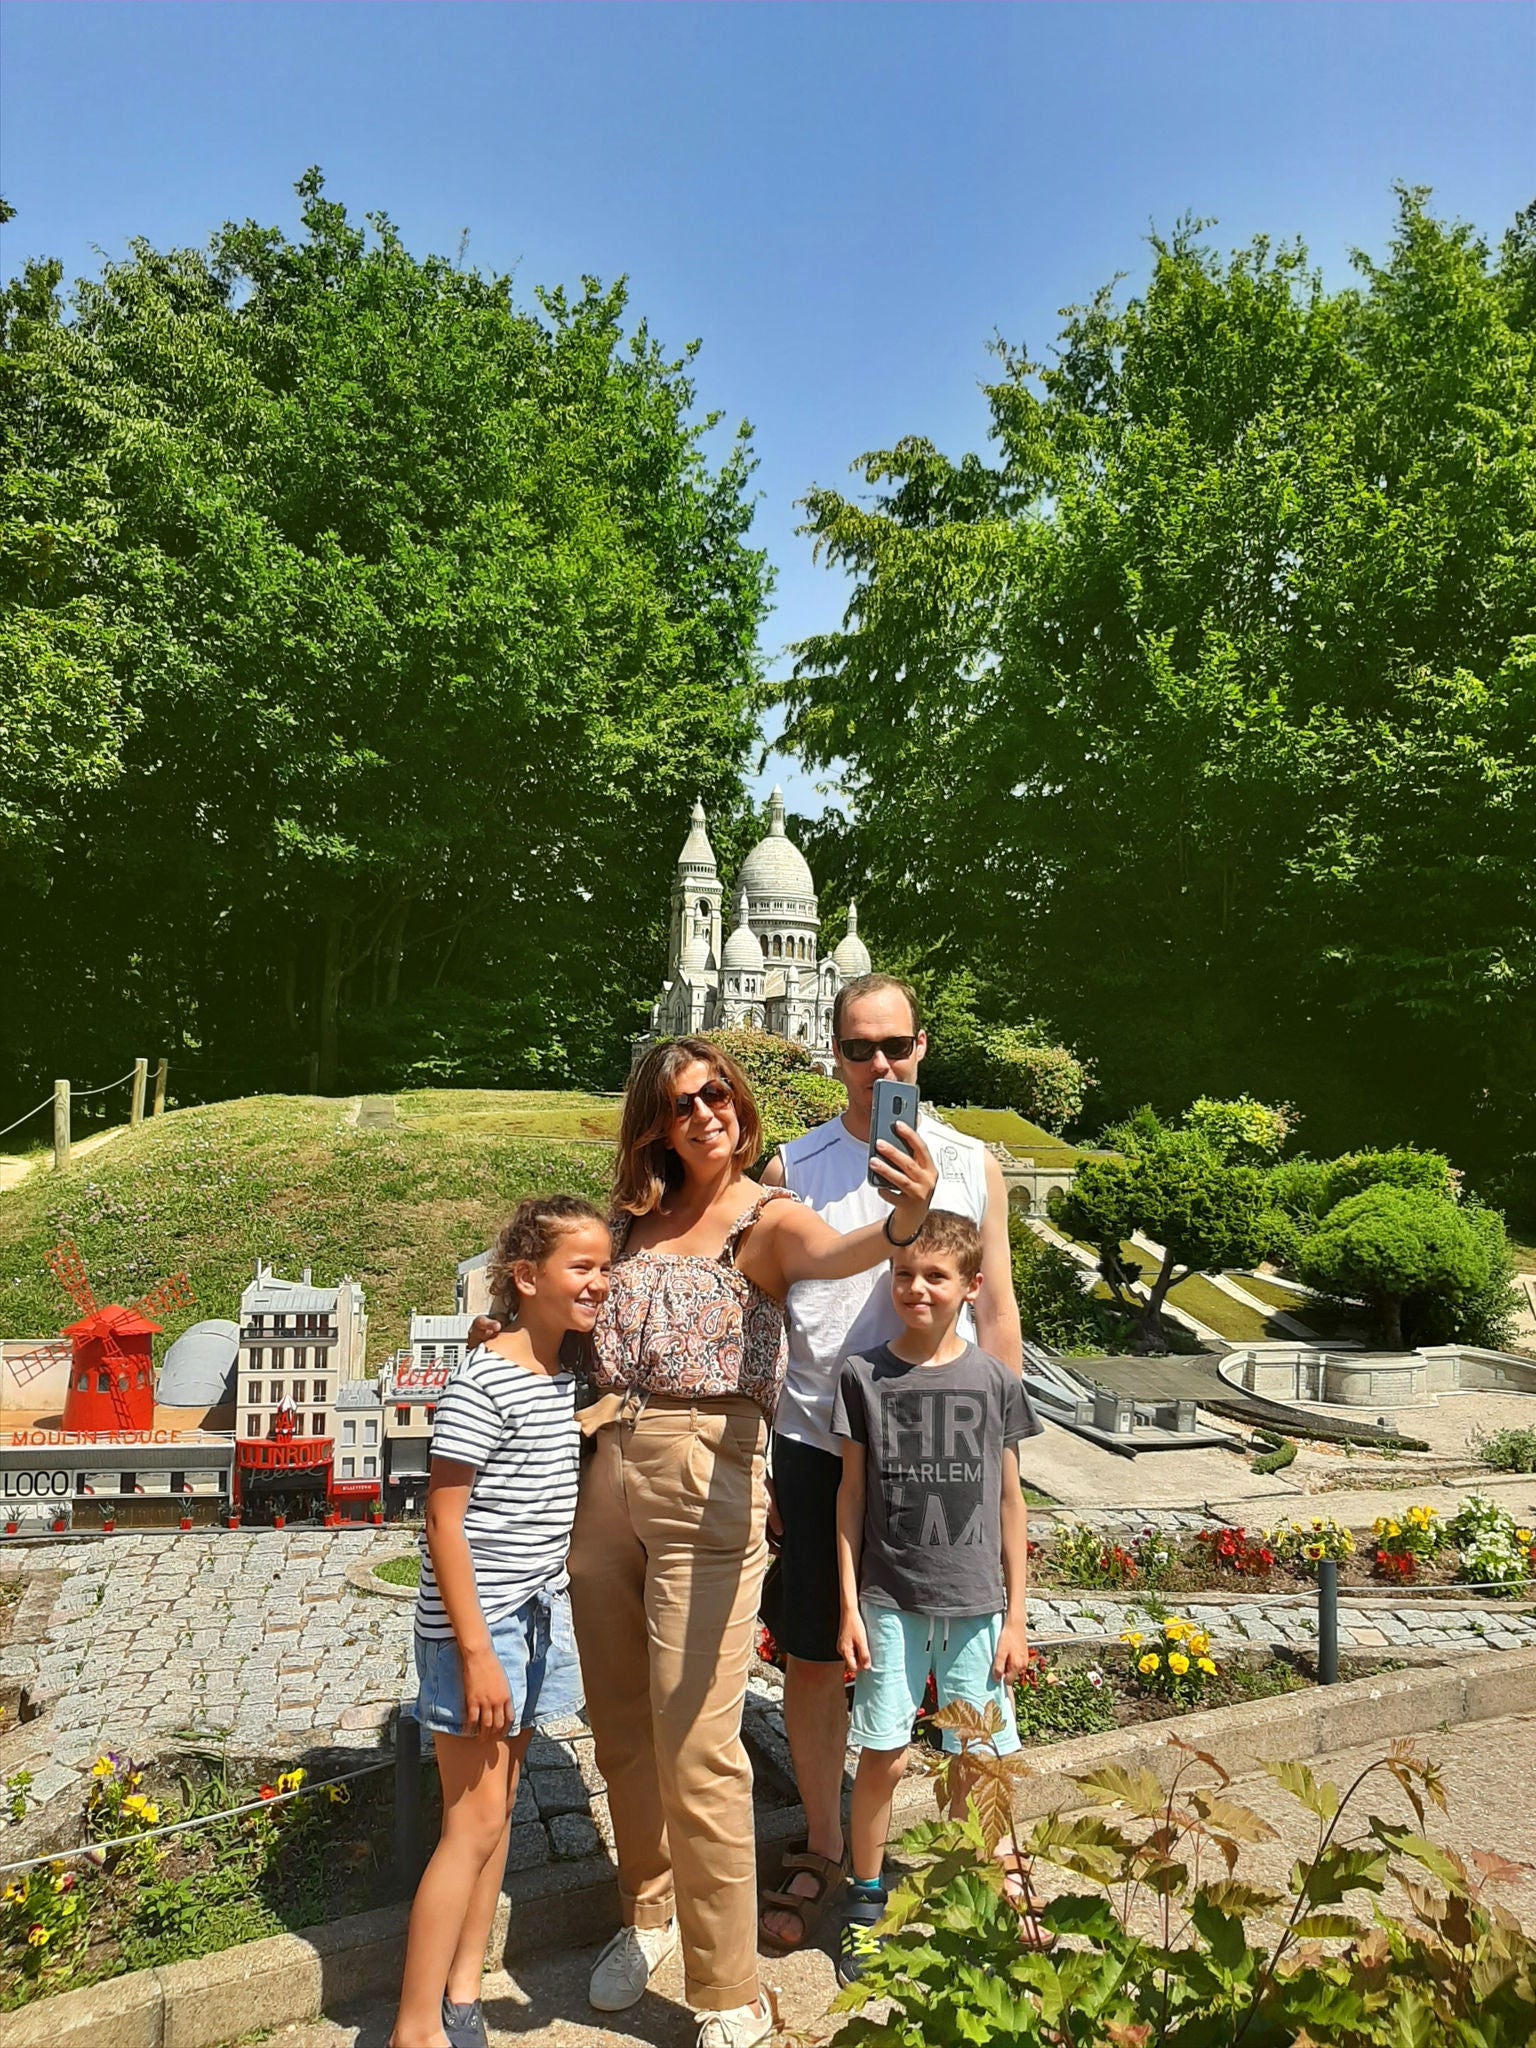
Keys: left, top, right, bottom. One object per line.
{"left": 4, "top": 1530, "right": 1535, "bottom": 1830}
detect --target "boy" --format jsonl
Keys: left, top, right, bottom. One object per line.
{"left": 831, "top": 1209, "right": 1039, "bottom": 1984}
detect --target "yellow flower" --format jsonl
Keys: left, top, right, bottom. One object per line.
{"left": 26, "top": 1925, "right": 50, "bottom": 1947}
{"left": 1517, "top": 1529, "right": 1532, "bottom": 1545}
{"left": 121, "top": 1795, "right": 159, "bottom": 1825}
{"left": 3, "top": 1882, "right": 24, "bottom": 1904}
{"left": 276, "top": 1768, "right": 306, "bottom": 1796}
{"left": 1137, "top": 1653, "right": 1160, "bottom": 1674}
{"left": 1168, "top": 1652, "right": 1190, "bottom": 1676}
{"left": 1120, "top": 1631, "right": 1143, "bottom": 1648}
{"left": 90, "top": 1756, "right": 116, "bottom": 1779}
{"left": 1197, "top": 1657, "right": 1217, "bottom": 1676}
{"left": 1163, "top": 1619, "right": 1188, "bottom": 1639}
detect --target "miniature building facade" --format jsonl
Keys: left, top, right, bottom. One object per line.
{"left": 381, "top": 1313, "right": 473, "bottom": 1512}
{"left": 235, "top": 1262, "right": 367, "bottom": 1447}
{"left": 640, "top": 789, "right": 872, "bottom": 1066}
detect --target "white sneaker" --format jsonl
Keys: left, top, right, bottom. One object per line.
{"left": 587, "top": 1919, "right": 679, "bottom": 2011}
{"left": 695, "top": 1999, "right": 774, "bottom": 2048}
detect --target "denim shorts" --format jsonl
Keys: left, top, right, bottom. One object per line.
{"left": 849, "top": 1604, "right": 1021, "bottom": 1755}
{"left": 414, "top": 1587, "right": 584, "bottom": 1739}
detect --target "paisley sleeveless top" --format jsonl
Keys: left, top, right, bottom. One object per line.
{"left": 590, "top": 1189, "right": 799, "bottom": 1422}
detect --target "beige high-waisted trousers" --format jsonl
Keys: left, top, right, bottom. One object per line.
{"left": 568, "top": 1393, "right": 769, "bottom": 2013}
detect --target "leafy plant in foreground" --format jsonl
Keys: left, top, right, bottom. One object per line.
{"left": 830, "top": 1709, "right": 1536, "bottom": 2046}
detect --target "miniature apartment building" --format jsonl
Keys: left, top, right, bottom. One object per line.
{"left": 380, "top": 1313, "right": 474, "bottom": 1511}
{"left": 233, "top": 1262, "right": 372, "bottom": 1517}
{"left": 332, "top": 1378, "right": 384, "bottom": 1488}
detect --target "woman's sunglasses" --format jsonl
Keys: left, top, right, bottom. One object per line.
{"left": 838, "top": 1036, "right": 918, "bottom": 1063}
{"left": 672, "top": 1079, "right": 735, "bottom": 1119}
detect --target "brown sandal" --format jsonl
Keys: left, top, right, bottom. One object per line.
{"left": 759, "top": 1847, "right": 847, "bottom": 1956}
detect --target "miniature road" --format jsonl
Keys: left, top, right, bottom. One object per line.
{"left": 231, "top": 1712, "right": 1536, "bottom": 2048}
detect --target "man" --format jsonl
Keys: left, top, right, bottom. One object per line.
{"left": 756, "top": 973, "right": 1023, "bottom": 1954}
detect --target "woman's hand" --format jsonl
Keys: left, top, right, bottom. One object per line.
{"left": 871, "top": 1122, "right": 938, "bottom": 1240}
{"left": 461, "top": 1641, "right": 513, "bottom": 1739}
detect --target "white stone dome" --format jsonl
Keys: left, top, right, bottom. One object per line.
{"left": 722, "top": 889, "right": 764, "bottom": 970}
{"left": 737, "top": 787, "right": 815, "bottom": 904}
{"left": 677, "top": 796, "right": 718, "bottom": 875}
{"left": 156, "top": 1318, "right": 238, "bottom": 1408}
{"left": 831, "top": 900, "right": 873, "bottom": 978}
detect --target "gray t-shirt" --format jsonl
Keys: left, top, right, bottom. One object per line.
{"left": 831, "top": 1343, "right": 1039, "bottom": 1619}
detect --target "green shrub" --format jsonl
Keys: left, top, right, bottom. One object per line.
{"left": 1253, "top": 1438, "right": 1298, "bottom": 1474}
{"left": 1298, "top": 1186, "right": 1488, "bottom": 1351}
{"left": 1012, "top": 1663, "right": 1117, "bottom": 1742}
{"left": 1182, "top": 1094, "right": 1295, "bottom": 1163}
{"left": 831, "top": 1710, "right": 1536, "bottom": 2046}
{"left": 1473, "top": 1425, "right": 1536, "bottom": 1474}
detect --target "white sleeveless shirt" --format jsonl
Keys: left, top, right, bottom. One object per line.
{"left": 773, "top": 1113, "right": 989, "bottom": 1455}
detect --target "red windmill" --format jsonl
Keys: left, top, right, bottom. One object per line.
{"left": 42, "top": 1242, "right": 193, "bottom": 1434}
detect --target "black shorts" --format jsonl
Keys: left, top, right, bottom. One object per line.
{"left": 766, "top": 1432, "right": 844, "bottom": 1664}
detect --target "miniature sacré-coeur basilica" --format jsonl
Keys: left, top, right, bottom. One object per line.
{"left": 640, "top": 788, "right": 871, "bottom": 1064}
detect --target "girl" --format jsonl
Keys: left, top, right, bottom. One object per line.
{"left": 389, "top": 1194, "right": 611, "bottom": 2048}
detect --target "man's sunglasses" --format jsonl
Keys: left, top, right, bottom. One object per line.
{"left": 838, "top": 1036, "right": 918, "bottom": 1063}
{"left": 672, "top": 1079, "right": 735, "bottom": 1119}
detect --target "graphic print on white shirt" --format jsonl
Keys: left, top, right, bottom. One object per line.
{"left": 773, "top": 1113, "right": 988, "bottom": 1454}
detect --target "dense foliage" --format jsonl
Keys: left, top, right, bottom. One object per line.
{"left": 831, "top": 1717, "right": 1536, "bottom": 2047}
{"left": 775, "top": 190, "right": 1536, "bottom": 1216}
{"left": 1298, "top": 1185, "right": 1495, "bottom": 1351}
{"left": 0, "top": 173, "right": 772, "bottom": 1113}
{"left": 1051, "top": 1103, "right": 1294, "bottom": 1349}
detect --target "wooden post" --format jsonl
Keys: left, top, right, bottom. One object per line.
{"left": 152, "top": 1058, "right": 167, "bottom": 1116}
{"left": 53, "top": 1081, "right": 70, "bottom": 1172}
{"left": 130, "top": 1058, "right": 148, "bottom": 1126}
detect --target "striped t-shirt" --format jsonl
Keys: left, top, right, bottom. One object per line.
{"left": 413, "top": 1346, "right": 580, "bottom": 1642}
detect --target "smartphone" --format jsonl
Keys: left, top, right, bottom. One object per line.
{"left": 868, "top": 1078, "right": 920, "bottom": 1193}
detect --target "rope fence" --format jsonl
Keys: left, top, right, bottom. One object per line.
{"left": 0, "top": 1756, "right": 397, "bottom": 1880}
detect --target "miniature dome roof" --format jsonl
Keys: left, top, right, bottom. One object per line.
{"left": 681, "top": 924, "right": 711, "bottom": 972}
{"left": 676, "top": 797, "right": 718, "bottom": 875}
{"left": 156, "top": 1319, "right": 238, "bottom": 1408}
{"left": 737, "top": 788, "right": 815, "bottom": 904}
{"left": 831, "top": 899, "right": 873, "bottom": 978}
{"left": 722, "top": 888, "right": 764, "bottom": 971}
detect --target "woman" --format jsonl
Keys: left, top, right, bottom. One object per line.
{"left": 571, "top": 1036, "right": 935, "bottom": 2048}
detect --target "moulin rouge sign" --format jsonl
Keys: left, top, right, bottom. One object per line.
{"left": 7, "top": 1429, "right": 226, "bottom": 1447}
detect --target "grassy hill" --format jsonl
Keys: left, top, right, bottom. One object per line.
{"left": 933, "top": 1106, "right": 1086, "bottom": 1169}
{"left": 0, "top": 1092, "right": 618, "bottom": 1360}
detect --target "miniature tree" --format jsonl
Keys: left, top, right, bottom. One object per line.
{"left": 1297, "top": 1185, "right": 1488, "bottom": 1351}
{"left": 1052, "top": 1125, "right": 1291, "bottom": 1352}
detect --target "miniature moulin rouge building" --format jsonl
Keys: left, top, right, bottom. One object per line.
{"left": 233, "top": 1260, "right": 380, "bottom": 1519}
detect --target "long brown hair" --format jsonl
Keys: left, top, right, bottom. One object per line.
{"left": 487, "top": 1194, "right": 609, "bottom": 1323}
{"left": 612, "top": 1038, "right": 762, "bottom": 1217}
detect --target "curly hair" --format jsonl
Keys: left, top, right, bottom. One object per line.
{"left": 486, "top": 1194, "right": 609, "bottom": 1323}
{"left": 612, "top": 1037, "right": 763, "bottom": 1217}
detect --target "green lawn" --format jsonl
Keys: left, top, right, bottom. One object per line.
{"left": 1508, "top": 1239, "right": 1536, "bottom": 1274}
{"left": 0, "top": 1092, "right": 612, "bottom": 1358}
{"left": 934, "top": 1106, "right": 1085, "bottom": 1169}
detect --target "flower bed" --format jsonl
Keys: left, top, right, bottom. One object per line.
{"left": 1, "top": 1750, "right": 417, "bottom": 2011}
{"left": 1031, "top": 1506, "right": 1535, "bottom": 1597}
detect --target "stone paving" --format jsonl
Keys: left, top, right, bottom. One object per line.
{"left": 3, "top": 1529, "right": 1535, "bottom": 1841}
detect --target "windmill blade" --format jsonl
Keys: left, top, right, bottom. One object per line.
{"left": 5, "top": 1342, "right": 68, "bottom": 1389}
{"left": 47, "top": 1240, "right": 98, "bottom": 1318}
{"left": 127, "top": 1272, "right": 194, "bottom": 1322}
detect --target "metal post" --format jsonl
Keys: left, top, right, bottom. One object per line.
{"left": 130, "top": 1059, "right": 148, "bottom": 1126}
{"left": 153, "top": 1059, "right": 167, "bottom": 1116}
{"left": 53, "top": 1081, "right": 70, "bottom": 1172}
{"left": 394, "top": 1708, "right": 425, "bottom": 1886}
{"left": 1317, "top": 1558, "right": 1339, "bottom": 1684}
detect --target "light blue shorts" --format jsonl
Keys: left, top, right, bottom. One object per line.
{"left": 413, "top": 1587, "right": 584, "bottom": 1740}
{"left": 849, "top": 1603, "right": 1021, "bottom": 1755}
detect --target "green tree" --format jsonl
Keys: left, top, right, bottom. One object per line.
{"left": 774, "top": 189, "right": 1536, "bottom": 1213}
{"left": 0, "top": 176, "right": 771, "bottom": 1109}
{"left": 1052, "top": 1120, "right": 1291, "bottom": 1351}
{"left": 1297, "top": 1185, "right": 1489, "bottom": 1351}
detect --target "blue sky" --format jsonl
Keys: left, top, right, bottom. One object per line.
{"left": 3, "top": 2, "right": 1531, "bottom": 812}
